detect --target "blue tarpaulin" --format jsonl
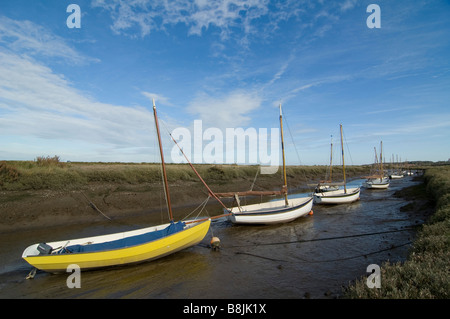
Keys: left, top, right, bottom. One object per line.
{"left": 59, "top": 221, "right": 186, "bottom": 254}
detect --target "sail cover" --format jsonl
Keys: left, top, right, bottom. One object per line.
{"left": 58, "top": 221, "right": 186, "bottom": 254}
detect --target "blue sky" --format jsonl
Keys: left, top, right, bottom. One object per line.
{"left": 0, "top": 0, "right": 449, "bottom": 166}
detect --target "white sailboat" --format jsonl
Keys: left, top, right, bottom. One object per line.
{"left": 364, "top": 141, "right": 390, "bottom": 189}
{"left": 389, "top": 155, "right": 404, "bottom": 179}
{"left": 313, "top": 136, "right": 340, "bottom": 194}
{"left": 216, "top": 104, "right": 313, "bottom": 225}
{"left": 22, "top": 100, "right": 211, "bottom": 273}
{"left": 313, "top": 124, "right": 360, "bottom": 204}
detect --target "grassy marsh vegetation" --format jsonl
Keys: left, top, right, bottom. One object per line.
{"left": 344, "top": 166, "right": 450, "bottom": 298}
{"left": 0, "top": 159, "right": 371, "bottom": 192}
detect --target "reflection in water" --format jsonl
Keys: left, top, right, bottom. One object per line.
{"left": 0, "top": 177, "right": 423, "bottom": 298}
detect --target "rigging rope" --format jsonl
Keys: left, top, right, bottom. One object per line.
{"left": 280, "top": 107, "right": 312, "bottom": 191}
{"left": 341, "top": 127, "right": 355, "bottom": 166}
{"left": 182, "top": 195, "right": 211, "bottom": 221}
{"left": 159, "top": 118, "right": 231, "bottom": 212}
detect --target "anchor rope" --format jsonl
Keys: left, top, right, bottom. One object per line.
{"left": 234, "top": 241, "right": 413, "bottom": 264}
{"left": 225, "top": 226, "right": 419, "bottom": 249}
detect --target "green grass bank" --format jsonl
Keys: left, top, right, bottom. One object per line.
{"left": 343, "top": 166, "right": 450, "bottom": 298}
{"left": 0, "top": 160, "right": 371, "bottom": 231}
{"left": 0, "top": 159, "right": 371, "bottom": 192}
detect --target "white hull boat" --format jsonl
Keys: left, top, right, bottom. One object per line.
{"left": 313, "top": 125, "right": 360, "bottom": 205}
{"left": 218, "top": 104, "right": 313, "bottom": 225}
{"left": 364, "top": 141, "right": 390, "bottom": 189}
{"left": 228, "top": 197, "right": 313, "bottom": 225}
{"left": 313, "top": 187, "right": 360, "bottom": 204}
{"left": 364, "top": 177, "right": 390, "bottom": 189}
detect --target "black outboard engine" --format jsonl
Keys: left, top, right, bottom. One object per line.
{"left": 37, "top": 243, "right": 53, "bottom": 255}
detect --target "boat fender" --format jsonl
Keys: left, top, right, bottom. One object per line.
{"left": 210, "top": 237, "right": 221, "bottom": 251}
{"left": 308, "top": 210, "right": 314, "bottom": 216}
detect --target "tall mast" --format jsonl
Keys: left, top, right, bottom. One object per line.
{"left": 340, "top": 124, "right": 347, "bottom": 193}
{"left": 380, "top": 141, "right": 384, "bottom": 180}
{"left": 329, "top": 136, "right": 333, "bottom": 182}
{"left": 374, "top": 147, "right": 378, "bottom": 168}
{"left": 153, "top": 99, "right": 173, "bottom": 222}
{"left": 279, "top": 104, "right": 289, "bottom": 206}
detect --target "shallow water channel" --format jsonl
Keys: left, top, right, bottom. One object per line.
{"left": 0, "top": 176, "right": 427, "bottom": 299}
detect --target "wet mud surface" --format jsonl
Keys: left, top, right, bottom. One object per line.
{"left": 0, "top": 176, "right": 432, "bottom": 299}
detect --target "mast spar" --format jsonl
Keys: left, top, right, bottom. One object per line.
{"left": 380, "top": 141, "right": 384, "bottom": 181}
{"left": 153, "top": 99, "right": 173, "bottom": 222}
{"left": 329, "top": 136, "right": 333, "bottom": 183}
{"left": 340, "top": 124, "right": 347, "bottom": 194}
{"left": 279, "top": 104, "right": 289, "bottom": 206}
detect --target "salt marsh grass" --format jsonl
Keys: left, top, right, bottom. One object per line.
{"left": 344, "top": 166, "right": 450, "bottom": 298}
{"left": 0, "top": 160, "right": 370, "bottom": 192}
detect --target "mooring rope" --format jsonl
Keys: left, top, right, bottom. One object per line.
{"left": 234, "top": 241, "right": 413, "bottom": 264}
{"left": 226, "top": 226, "right": 419, "bottom": 249}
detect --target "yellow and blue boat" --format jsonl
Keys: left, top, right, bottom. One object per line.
{"left": 22, "top": 100, "right": 212, "bottom": 273}
{"left": 22, "top": 220, "right": 210, "bottom": 273}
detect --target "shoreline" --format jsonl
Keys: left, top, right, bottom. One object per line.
{"left": 1, "top": 161, "right": 373, "bottom": 232}
{"left": 1, "top": 180, "right": 372, "bottom": 234}
{"left": 1, "top": 169, "right": 443, "bottom": 299}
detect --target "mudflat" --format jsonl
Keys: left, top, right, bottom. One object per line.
{"left": 0, "top": 161, "right": 371, "bottom": 232}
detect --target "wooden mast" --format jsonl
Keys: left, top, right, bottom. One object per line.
{"left": 340, "top": 124, "right": 347, "bottom": 194}
{"left": 153, "top": 99, "right": 173, "bottom": 222}
{"left": 380, "top": 141, "right": 384, "bottom": 181}
{"left": 279, "top": 104, "right": 289, "bottom": 206}
{"left": 329, "top": 136, "right": 333, "bottom": 183}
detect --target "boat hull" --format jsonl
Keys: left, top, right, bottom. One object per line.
{"left": 313, "top": 187, "right": 360, "bottom": 204}
{"left": 22, "top": 220, "right": 210, "bottom": 273}
{"left": 228, "top": 197, "right": 313, "bottom": 225}
{"left": 364, "top": 178, "right": 390, "bottom": 189}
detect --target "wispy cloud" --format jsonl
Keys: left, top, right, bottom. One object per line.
{"left": 142, "top": 91, "right": 173, "bottom": 106}
{"left": 0, "top": 15, "right": 158, "bottom": 161}
{"left": 0, "top": 50, "right": 154, "bottom": 160}
{"left": 92, "top": 0, "right": 269, "bottom": 39}
{"left": 187, "top": 90, "right": 262, "bottom": 128}
{"left": 92, "top": 0, "right": 351, "bottom": 43}
{"left": 365, "top": 105, "right": 423, "bottom": 115}
{"left": 339, "top": 0, "right": 358, "bottom": 12}
{"left": 0, "top": 15, "right": 98, "bottom": 64}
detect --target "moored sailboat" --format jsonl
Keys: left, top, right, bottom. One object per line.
{"left": 313, "top": 124, "right": 360, "bottom": 204}
{"left": 22, "top": 100, "right": 211, "bottom": 273}
{"left": 389, "top": 155, "right": 404, "bottom": 179}
{"left": 215, "top": 104, "right": 313, "bottom": 225}
{"left": 313, "top": 136, "right": 340, "bottom": 194}
{"left": 364, "top": 141, "right": 390, "bottom": 189}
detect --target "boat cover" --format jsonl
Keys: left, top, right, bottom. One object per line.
{"left": 58, "top": 221, "right": 186, "bottom": 254}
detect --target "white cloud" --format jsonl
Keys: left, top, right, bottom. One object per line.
{"left": 0, "top": 15, "right": 98, "bottom": 64}
{"left": 340, "top": 0, "right": 358, "bottom": 12}
{"left": 0, "top": 50, "right": 155, "bottom": 160}
{"left": 187, "top": 90, "right": 262, "bottom": 128}
{"left": 141, "top": 91, "right": 173, "bottom": 106}
{"left": 92, "top": 0, "right": 270, "bottom": 39}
